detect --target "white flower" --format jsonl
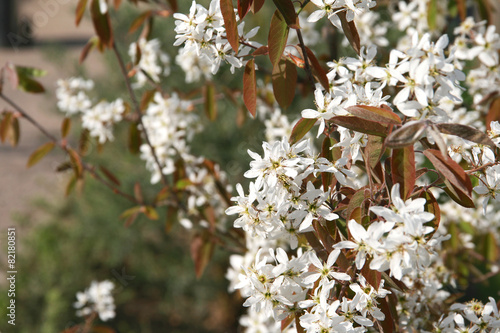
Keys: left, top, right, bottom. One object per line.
{"left": 74, "top": 280, "right": 115, "bottom": 322}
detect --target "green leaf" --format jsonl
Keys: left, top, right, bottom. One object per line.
{"left": 392, "top": 146, "right": 416, "bottom": 200}
{"left": 347, "top": 105, "right": 401, "bottom": 125}
{"left": 268, "top": 10, "right": 289, "bottom": 69}
{"left": 272, "top": 59, "right": 297, "bottom": 109}
{"left": 427, "top": 0, "right": 438, "bottom": 30}
{"left": 289, "top": 118, "right": 316, "bottom": 144}
{"left": 90, "top": 0, "right": 113, "bottom": 48}
{"left": 271, "top": 0, "right": 300, "bottom": 29}
{"left": 243, "top": 59, "right": 257, "bottom": 117}
{"left": 15, "top": 66, "right": 46, "bottom": 93}
{"left": 27, "top": 142, "right": 55, "bottom": 168}
{"left": 128, "top": 123, "right": 141, "bottom": 154}
{"left": 220, "top": 0, "right": 240, "bottom": 53}
{"left": 141, "top": 206, "right": 159, "bottom": 220}
{"left": 120, "top": 206, "right": 143, "bottom": 219}
{"left": 204, "top": 82, "right": 217, "bottom": 121}
{"left": 328, "top": 116, "right": 389, "bottom": 137}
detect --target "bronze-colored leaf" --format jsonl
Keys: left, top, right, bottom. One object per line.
{"left": 328, "top": 116, "right": 389, "bottom": 137}
{"left": 243, "top": 59, "right": 257, "bottom": 117}
{"left": 27, "top": 142, "right": 56, "bottom": 168}
{"left": 272, "top": 59, "right": 297, "bottom": 109}
{"left": 271, "top": 0, "right": 300, "bottom": 29}
{"left": 268, "top": 10, "right": 289, "bottom": 68}
{"left": 347, "top": 105, "right": 402, "bottom": 125}
{"left": 289, "top": 118, "right": 316, "bottom": 144}
{"left": 424, "top": 149, "right": 472, "bottom": 196}
{"left": 385, "top": 121, "right": 428, "bottom": 148}
{"left": 436, "top": 122, "right": 496, "bottom": 148}
{"left": 338, "top": 11, "right": 360, "bottom": 55}
{"left": 220, "top": 0, "right": 240, "bottom": 53}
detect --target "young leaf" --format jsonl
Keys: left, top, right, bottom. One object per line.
{"left": 272, "top": 59, "right": 297, "bottom": 109}
{"left": 238, "top": 0, "right": 253, "bottom": 19}
{"left": 0, "top": 111, "right": 13, "bottom": 143}
{"left": 165, "top": 205, "right": 178, "bottom": 233}
{"left": 338, "top": 11, "right": 360, "bottom": 55}
{"left": 204, "top": 82, "right": 217, "bottom": 121}
{"left": 190, "top": 231, "right": 215, "bottom": 278}
{"left": 271, "top": 0, "right": 300, "bottom": 29}
{"left": 486, "top": 98, "right": 500, "bottom": 130}
{"left": 79, "top": 36, "right": 99, "bottom": 64}
{"left": 385, "top": 121, "right": 428, "bottom": 148}
{"left": 427, "top": 0, "right": 438, "bottom": 30}
{"left": 251, "top": 0, "right": 266, "bottom": 13}
{"left": 129, "top": 10, "right": 153, "bottom": 34}
{"left": 347, "top": 105, "right": 401, "bottom": 125}
{"left": 443, "top": 178, "right": 475, "bottom": 208}
{"left": 423, "top": 149, "right": 472, "bottom": 196}
{"left": 418, "top": 189, "right": 441, "bottom": 239}
{"left": 120, "top": 206, "right": 143, "bottom": 219}
{"left": 293, "top": 46, "right": 329, "bottom": 90}
{"left": 128, "top": 123, "right": 141, "bottom": 154}
{"left": 61, "top": 118, "right": 71, "bottom": 139}
{"left": 99, "top": 165, "right": 121, "bottom": 186}
{"left": 392, "top": 146, "right": 416, "bottom": 200}
{"left": 220, "top": 0, "right": 240, "bottom": 53}
{"left": 90, "top": 0, "right": 114, "bottom": 48}
{"left": 166, "top": 0, "right": 178, "bottom": 12}
{"left": 141, "top": 206, "right": 159, "bottom": 220}
{"left": 328, "top": 116, "right": 389, "bottom": 137}
{"left": 9, "top": 117, "right": 20, "bottom": 147}
{"left": 76, "top": 0, "right": 89, "bottom": 26}
{"left": 289, "top": 118, "right": 316, "bottom": 144}
{"left": 27, "top": 142, "right": 56, "bottom": 168}
{"left": 436, "top": 123, "right": 496, "bottom": 148}
{"left": 268, "top": 10, "right": 289, "bottom": 69}
{"left": 243, "top": 59, "right": 257, "bottom": 117}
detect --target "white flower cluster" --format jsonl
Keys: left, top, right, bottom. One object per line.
{"left": 350, "top": 10, "right": 388, "bottom": 48}
{"left": 308, "top": 0, "right": 377, "bottom": 28}
{"left": 56, "top": 77, "right": 125, "bottom": 143}
{"left": 128, "top": 38, "right": 171, "bottom": 89}
{"left": 436, "top": 298, "right": 500, "bottom": 332}
{"left": 226, "top": 139, "right": 353, "bottom": 242}
{"left": 336, "top": 184, "right": 448, "bottom": 280}
{"left": 74, "top": 280, "right": 115, "bottom": 322}
{"left": 453, "top": 18, "right": 500, "bottom": 110}
{"left": 391, "top": 0, "right": 448, "bottom": 38}
{"left": 139, "top": 92, "right": 198, "bottom": 184}
{"left": 173, "top": 0, "right": 259, "bottom": 75}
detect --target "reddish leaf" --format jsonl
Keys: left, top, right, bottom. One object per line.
{"left": 204, "top": 82, "right": 217, "bottom": 121}
{"left": 27, "top": 142, "right": 55, "bottom": 168}
{"left": 76, "top": 0, "right": 88, "bottom": 26}
{"left": 338, "top": 11, "right": 360, "bottom": 55}
{"left": 418, "top": 189, "right": 441, "bottom": 239}
{"left": 361, "top": 264, "right": 381, "bottom": 289}
{"left": 424, "top": 149, "right": 472, "bottom": 195}
{"left": 365, "top": 135, "right": 384, "bottom": 169}
{"left": 4, "top": 63, "right": 19, "bottom": 89}
{"left": 443, "top": 179, "right": 475, "bottom": 208}
{"left": 238, "top": 0, "right": 253, "bottom": 19}
{"left": 436, "top": 123, "right": 496, "bottom": 148}
{"left": 9, "top": 117, "right": 20, "bottom": 147}
{"left": 68, "top": 148, "right": 83, "bottom": 178}
{"left": 191, "top": 231, "right": 215, "bottom": 278}
{"left": 289, "top": 118, "right": 316, "bottom": 144}
{"left": 90, "top": 0, "right": 114, "bottom": 48}
{"left": 243, "top": 59, "right": 257, "bottom": 117}
{"left": 346, "top": 187, "right": 369, "bottom": 222}
{"left": 486, "top": 98, "right": 500, "bottom": 130}
{"left": 251, "top": 45, "right": 269, "bottom": 56}
{"left": 455, "top": 0, "right": 466, "bottom": 20}
{"left": 328, "top": 116, "right": 389, "bottom": 137}
{"left": 271, "top": 0, "right": 300, "bottom": 29}
{"left": 272, "top": 59, "right": 297, "bottom": 109}
{"left": 113, "top": 0, "right": 123, "bottom": 9}
{"left": 385, "top": 121, "right": 428, "bottom": 148}
{"left": 79, "top": 36, "right": 100, "bottom": 63}
{"left": 347, "top": 105, "right": 401, "bottom": 125}
{"left": 251, "top": 0, "right": 266, "bottom": 13}
{"left": 392, "top": 146, "right": 416, "bottom": 200}
{"left": 99, "top": 165, "right": 121, "bottom": 186}
{"left": 268, "top": 10, "right": 289, "bottom": 69}
{"left": 295, "top": 315, "right": 306, "bottom": 333}
{"left": 166, "top": 0, "right": 178, "bottom": 12}
{"left": 220, "top": 0, "right": 240, "bottom": 54}
{"left": 0, "top": 111, "right": 13, "bottom": 143}
{"left": 129, "top": 10, "right": 153, "bottom": 34}
{"left": 281, "top": 314, "right": 294, "bottom": 331}
{"left": 293, "top": 46, "right": 329, "bottom": 90}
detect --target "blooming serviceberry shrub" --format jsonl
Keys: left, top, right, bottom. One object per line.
{"left": 1, "top": 0, "right": 500, "bottom": 332}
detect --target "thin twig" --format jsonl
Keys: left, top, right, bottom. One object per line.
{"left": 112, "top": 41, "right": 169, "bottom": 186}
